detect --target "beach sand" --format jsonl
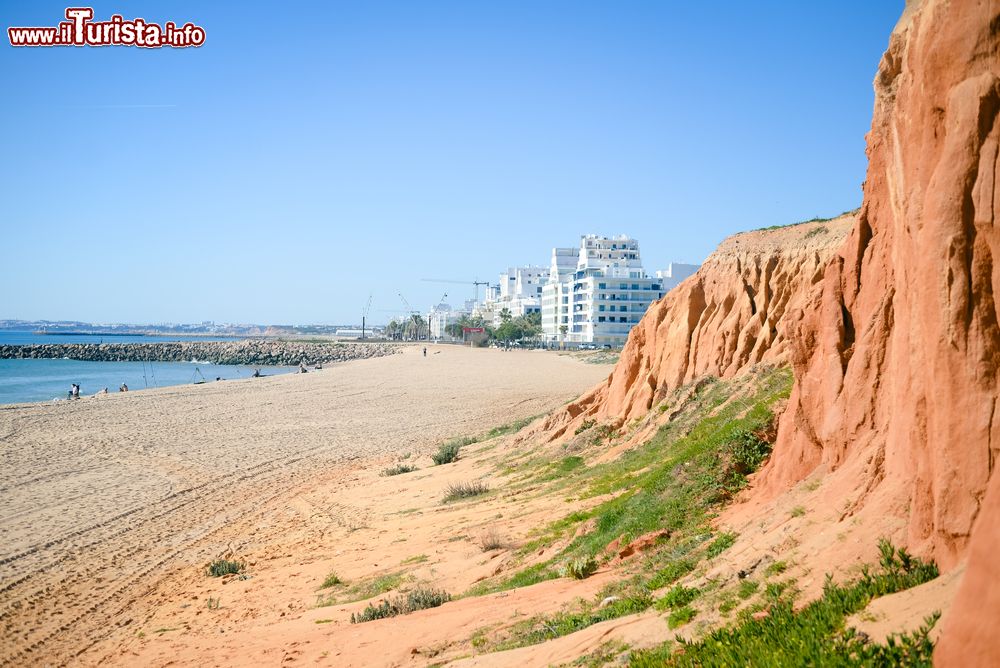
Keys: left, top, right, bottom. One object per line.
{"left": 0, "top": 345, "right": 611, "bottom": 666}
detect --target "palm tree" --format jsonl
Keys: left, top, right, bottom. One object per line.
{"left": 499, "top": 307, "right": 512, "bottom": 323}
{"left": 405, "top": 314, "right": 426, "bottom": 340}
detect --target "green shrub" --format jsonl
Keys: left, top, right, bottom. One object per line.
{"left": 629, "top": 540, "right": 939, "bottom": 666}
{"left": 350, "top": 587, "right": 451, "bottom": 624}
{"left": 560, "top": 556, "right": 598, "bottom": 580}
{"left": 207, "top": 559, "right": 243, "bottom": 577}
{"left": 432, "top": 436, "right": 475, "bottom": 464}
{"left": 656, "top": 585, "right": 700, "bottom": 610}
{"left": 737, "top": 579, "right": 759, "bottom": 599}
{"left": 766, "top": 560, "right": 788, "bottom": 576}
{"left": 575, "top": 419, "right": 596, "bottom": 435}
{"left": 382, "top": 463, "right": 417, "bottom": 476}
{"left": 668, "top": 605, "right": 696, "bottom": 628}
{"left": 319, "top": 571, "right": 342, "bottom": 589}
{"left": 647, "top": 559, "right": 696, "bottom": 590}
{"left": 443, "top": 480, "right": 490, "bottom": 502}
{"left": 728, "top": 430, "right": 771, "bottom": 475}
{"left": 706, "top": 532, "right": 737, "bottom": 558}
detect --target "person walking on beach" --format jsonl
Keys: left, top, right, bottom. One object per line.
{"left": 423, "top": 347, "right": 427, "bottom": 357}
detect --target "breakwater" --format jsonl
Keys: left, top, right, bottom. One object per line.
{"left": 0, "top": 340, "right": 398, "bottom": 366}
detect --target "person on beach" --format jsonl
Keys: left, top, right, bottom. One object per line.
{"left": 119, "top": 383, "right": 128, "bottom": 392}
{"left": 423, "top": 347, "right": 427, "bottom": 357}
{"left": 71, "top": 384, "right": 80, "bottom": 399}
{"left": 298, "top": 362, "right": 308, "bottom": 374}
{"left": 252, "top": 369, "right": 261, "bottom": 378}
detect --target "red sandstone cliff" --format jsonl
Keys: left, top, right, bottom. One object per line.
{"left": 541, "top": 215, "right": 853, "bottom": 440}
{"left": 543, "top": 0, "right": 999, "bottom": 662}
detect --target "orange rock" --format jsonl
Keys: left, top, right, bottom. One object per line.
{"left": 539, "top": 0, "right": 1000, "bottom": 662}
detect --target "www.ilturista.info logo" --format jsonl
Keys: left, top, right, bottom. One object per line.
{"left": 8, "top": 7, "right": 205, "bottom": 48}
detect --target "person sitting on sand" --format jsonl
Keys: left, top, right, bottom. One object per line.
{"left": 252, "top": 369, "right": 261, "bottom": 378}
{"left": 71, "top": 384, "right": 80, "bottom": 399}
{"left": 119, "top": 383, "right": 128, "bottom": 392}
{"left": 298, "top": 362, "right": 308, "bottom": 374}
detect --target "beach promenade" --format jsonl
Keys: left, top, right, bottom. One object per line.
{"left": 0, "top": 345, "right": 609, "bottom": 665}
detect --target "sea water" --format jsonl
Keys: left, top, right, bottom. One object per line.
{"left": 0, "top": 332, "right": 295, "bottom": 405}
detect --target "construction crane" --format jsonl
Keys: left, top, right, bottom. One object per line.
{"left": 361, "top": 293, "right": 373, "bottom": 340}
{"left": 421, "top": 278, "right": 493, "bottom": 305}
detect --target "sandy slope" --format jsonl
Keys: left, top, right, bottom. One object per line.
{"left": 0, "top": 345, "right": 610, "bottom": 666}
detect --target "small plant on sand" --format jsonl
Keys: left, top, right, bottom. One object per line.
{"left": 629, "top": 540, "right": 939, "bottom": 666}
{"left": 350, "top": 587, "right": 451, "bottom": 624}
{"left": 647, "top": 559, "right": 696, "bottom": 590}
{"left": 207, "top": 559, "right": 243, "bottom": 577}
{"left": 432, "top": 436, "right": 475, "bottom": 465}
{"left": 737, "top": 579, "right": 759, "bottom": 599}
{"left": 765, "top": 560, "right": 787, "bottom": 577}
{"left": 382, "top": 463, "right": 417, "bottom": 476}
{"left": 560, "top": 556, "right": 598, "bottom": 580}
{"left": 319, "top": 571, "right": 342, "bottom": 589}
{"left": 790, "top": 505, "right": 806, "bottom": 518}
{"left": 478, "top": 527, "right": 508, "bottom": 551}
{"left": 727, "top": 430, "right": 771, "bottom": 475}
{"left": 206, "top": 597, "right": 220, "bottom": 610}
{"left": 668, "top": 605, "right": 697, "bottom": 629}
{"left": 574, "top": 419, "right": 596, "bottom": 435}
{"left": 655, "top": 584, "right": 700, "bottom": 611}
{"left": 443, "top": 480, "right": 490, "bottom": 502}
{"left": 705, "top": 532, "right": 737, "bottom": 558}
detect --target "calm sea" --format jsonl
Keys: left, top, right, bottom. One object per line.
{"left": 0, "top": 332, "right": 294, "bottom": 405}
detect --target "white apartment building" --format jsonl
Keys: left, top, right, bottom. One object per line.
{"left": 480, "top": 265, "right": 546, "bottom": 325}
{"left": 427, "top": 302, "right": 468, "bottom": 340}
{"left": 541, "top": 235, "right": 699, "bottom": 347}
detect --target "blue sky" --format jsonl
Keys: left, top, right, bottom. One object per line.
{"left": 0, "top": 1, "right": 902, "bottom": 325}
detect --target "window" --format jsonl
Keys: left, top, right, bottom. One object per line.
{"left": 598, "top": 283, "right": 606, "bottom": 289}
{"left": 598, "top": 316, "right": 606, "bottom": 322}
{"left": 652, "top": 284, "right": 661, "bottom": 290}
{"left": 620, "top": 283, "right": 627, "bottom": 289}
{"left": 598, "top": 305, "right": 605, "bottom": 311}
{"left": 619, "top": 317, "right": 627, "bottom": 323}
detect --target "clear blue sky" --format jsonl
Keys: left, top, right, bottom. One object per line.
{"left": 0, "top": 1, "right": 902, "bottom": 325}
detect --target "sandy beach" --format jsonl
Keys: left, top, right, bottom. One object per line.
{"left": 0, "top": 345, "right": 610, "bottom": 666}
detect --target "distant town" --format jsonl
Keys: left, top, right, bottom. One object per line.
{"left": 3, "top": 234, "right": 698, "bottom": 349}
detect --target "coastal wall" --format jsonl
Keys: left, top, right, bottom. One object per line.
{"left": 0, "top": 340, "right": 399, "bottom": 366}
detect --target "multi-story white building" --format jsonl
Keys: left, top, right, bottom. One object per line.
{"left": 427, "top": 302, "right": 468, "bottom": 340}
{"left": 541, "top": 235, "right": 699, "bottom": 347}
{"left": 480, "top": 265, "right": 547, "bottom": 325}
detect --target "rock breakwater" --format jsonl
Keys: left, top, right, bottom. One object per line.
{"left": 0, "top": 340, "right": 399, "bottom": 366}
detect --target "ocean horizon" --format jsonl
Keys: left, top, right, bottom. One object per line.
{"left": 0, "top": 332, "right": 294, "bottom": 405}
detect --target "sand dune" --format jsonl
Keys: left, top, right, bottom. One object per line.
{"left": 0, "top": 345, "right": 610, "bottom": 665}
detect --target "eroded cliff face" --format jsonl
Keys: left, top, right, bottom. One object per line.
{"left": 749, "top": 1, "right": 998, "bottom": 663}
{"left": 541, "top": 216, "right": 852, "bottom": 440}
{"left": 540, "top": 0, "right": 998, "bottom": 661}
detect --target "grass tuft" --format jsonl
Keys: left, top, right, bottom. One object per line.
{"left": 629, "top": 540, "right": 939, "bottom": 666}
{"left": 207, "top": 559, "right": 243, "bottom": 577}
{"left": 350, "top": 588, "right": 451, "bottom": 624}
{"left": 382, "top": 463, "right": 417, "bottom": 476}
{"left": 559, "top": 556, "right": 598, "bottom": 580}
{"left": 319, "top": 571, "right": 342, "bottom": 589}
{"left": 478, "top": 527, "right": 508, "bottom": 551}
{"left": 443, "top": 480, "right": 490, "bottom": 502}
{"left": 432, "top": 436, "right": 476, "bottom": 465}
